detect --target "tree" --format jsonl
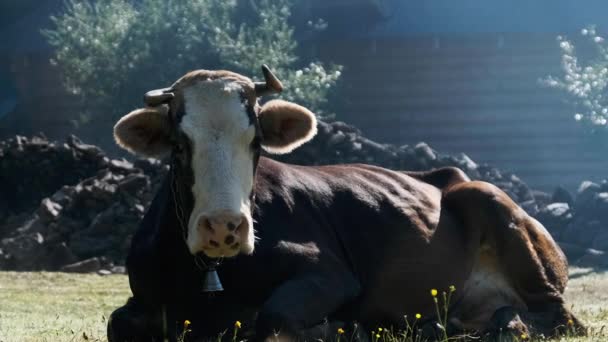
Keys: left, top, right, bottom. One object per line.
{"left": 42, "top": 0, "right": 342, "bottom": 126}
{"left": 541, "top": 25, "right": 608, "bottom": 133}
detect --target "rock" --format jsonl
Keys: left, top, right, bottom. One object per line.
{"left": 575, "top": 248, "right": 608, "bottom": 268}
{"left": 60, "top": 257, "right": 102, "bottom": 273}
{"left": 532, "top": 190, "right": 553, "bottom": 208}
{"left": 111, "top": 265, "right": 126, "bottom": 274}
{"left": 520, "top": 200, "right": 539, "bottom": 217}
{"left": 38, "top": 198, "right": 62, "bottom": 222}
{"left": 0, "top": 134, "right": 108, "bottom": 222}
{"left": 46, "top": 242, "right": 78, "bottom": 270}
{"left": 97, "top": 269, "right": 112, "bottom": 276}
{"left": 117, "top": 174, "right": 149, "bottom": 194}
{"left": 592, "top": 231, "right": 608, "bottom": 251}
{"left": 67, "top": 135, "right": 104, "bottom": 159}
{"left": 414, "top": 142, "right": 437, "bottom": 161}
{"left": 546, "top": 202, "right": 570, "bottom": 216}
{"left": 562, "top": 220, "right": 604, "bottom": 247}
{"left": 0, "top": 247, "right": 13, "bottom": 269}
{"left": 552, "top": 187, "right": 574, "bottom": 206}
{"left": 557, "top": 241, "right": 587, "bottom": 261}
{"left": 457, "top": 153, "right": 478, "bottom": 171}
{"left": 110, "top": 158, "right": 134, "bottom": 172}
{"left": 574, "top": 181, "right": 600, "bottom": 212}
{"left": 50, "top": 186, "right": 75, "bottom": 207}
{"left": 0, "top": 233, "right": 45, "bottom": 270}
{"left": 578, "top": 180, "right": 600, "bottom": 195}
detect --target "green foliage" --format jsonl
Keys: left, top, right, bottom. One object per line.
{"left": 541, "top": 26, "right": 608, "bottom": 133}
{"left": 42, "top": 0, "right": 342, "bottom": 122}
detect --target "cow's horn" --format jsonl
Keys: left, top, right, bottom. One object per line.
{"left": 144, "top": 87, "right": 174, "bottom": 106}
{"left": 254, "top": 64, "right": 283, "bottom": 97}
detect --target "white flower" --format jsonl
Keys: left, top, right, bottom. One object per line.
{"left": 560, "top": 41, "right": 573, "bottom": 53}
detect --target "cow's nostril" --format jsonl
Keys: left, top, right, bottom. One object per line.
{"left": 205, "top": 219, "right": 214, "bottom": 232}
{"left": 234, "top": 220, "right": 246, "bottom": 233}
{"left": 199, "top": 218, "right": 214, "bottom": 232}
{"left": 227, "top": 222, "right": 236, "bottom": 231}
{"left": 209, "top": 240, "right": 219, "bottom": 247}
{"left": 225, "top": 235, "right": 235, "bottom": 245}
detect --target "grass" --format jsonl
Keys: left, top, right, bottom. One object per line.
{"left": 0, "top": 272, "right": 129, "bottom": 342}
{"left": 0, "top": 268, "right": 606, "bottom": 342}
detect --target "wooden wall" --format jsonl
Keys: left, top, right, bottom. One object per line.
{"left": 317, "top": 33, "right": 608, "bottom": 191}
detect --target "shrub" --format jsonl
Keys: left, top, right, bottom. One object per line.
{"left": 42, "top": 0, "right": 342, "bottom": 124}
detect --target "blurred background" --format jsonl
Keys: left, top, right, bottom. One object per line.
{"left": 2, "top": 0, "right": 608, "bottom": 192}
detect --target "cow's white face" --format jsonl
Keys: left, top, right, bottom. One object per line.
{"left": 180, "top": 80, "right": 257, "bottom": 257}
{"left": 113, "top": 70, "right": 317, "bottom": 258}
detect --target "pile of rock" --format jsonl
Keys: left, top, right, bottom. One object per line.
{"left": 0, "top": 120, "right": 606, "bottom": 271}
{"left": 0, "top": 135, "right": 108, "bottom": 222}
{"left": 535, "top": 181, "right": 608, "bottom": 267}
{"left": 0, "top": 135, "right": 167, "bottom": 272}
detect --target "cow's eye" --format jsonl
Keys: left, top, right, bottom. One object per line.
{"left": 250, "top": 136, "right": 261, "bottom": 149}
{"left": 174, "top": 143, "right": 184, "bottom": 153}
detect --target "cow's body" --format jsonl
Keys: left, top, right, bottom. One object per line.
{"left": 107, "top": 66, "right": 583, "bottom": 341}
{"left": 110, "top": 158, "right": 579, "bottom": 341}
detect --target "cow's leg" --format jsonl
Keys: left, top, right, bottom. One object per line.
{"left": 107, "top": 297, "right": 152, "bottom": 342}
{"left": 254, "top": 272, "right": 361, "bottom": 342}
{"left": 443, "top": 181, "right": 585, "bottom": 338}
{"left": 107, "top": 297, "right": 177, "bottom": 342}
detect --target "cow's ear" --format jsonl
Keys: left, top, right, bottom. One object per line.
{"left": 258, "top": 99, "right": 317, "bottom": 154}
{"left": 113, "top": 106, "right": 172, "bottom": 158}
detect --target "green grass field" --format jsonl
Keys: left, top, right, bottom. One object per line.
{"left": 0, "top": 268, "right": 606, "bottom": 342}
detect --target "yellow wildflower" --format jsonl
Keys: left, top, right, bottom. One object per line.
{"left": 568, "top": 319, "right": 574, "bottom": 326}
{"left": 521, "top": 333, "right": 528, "bottom": 340}
{"left": 337, "top": 328, "right": 345, "bottom": 335}
{"left": 375, "top": 334, "right": 381, "bottom": 339}
{"left": 184, "top": 320, "right": 191, "bottom": 328}
{"left": 431, "top": 289, "right": 438, "bottom": 297}
{"left": 378, "top": 327, "right": 383, "bottom": 332}
{"left": 449, "top": 285, "right": 456, "bottom": 292}
{"left": 415, "top": 313, "right": 422, "bottom": 320}
{"left": 235, "top": 321, "right": 242, "bottom": 329}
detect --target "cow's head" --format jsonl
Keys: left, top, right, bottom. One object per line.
{"left": 113, "top": 66, "right": 317, "bottom": 258}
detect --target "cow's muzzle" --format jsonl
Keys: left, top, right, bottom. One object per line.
{"left": 190, "top": 210, "right": 248, "bottom": 258}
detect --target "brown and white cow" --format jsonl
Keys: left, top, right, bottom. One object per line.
{"left": 107, "top": 66, "right": 585, "bottom": 342}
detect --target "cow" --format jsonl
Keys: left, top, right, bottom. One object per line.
{"left": 107, "top": 65, "right": 584, "bottom": 342}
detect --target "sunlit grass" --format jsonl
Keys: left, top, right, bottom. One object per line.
{"left": 0, "top": 272, "right": 129, "bottom": 341}
{"left": 0, "top": 268, "right": 606, "bottom": 341}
